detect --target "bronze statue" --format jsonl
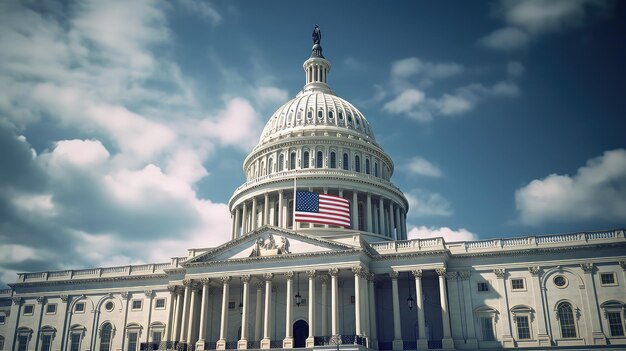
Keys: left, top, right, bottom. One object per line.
{"left": 312, "top": 25, "right": 321, "bottom": 45}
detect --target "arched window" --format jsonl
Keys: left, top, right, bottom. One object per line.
{"left": 343, "top": 153, "right": 349, "bottom": 170}
{"left": 278, "top": 154, "right": 284, "bottom": 172}
{"left": 330, "top": 152, "right": 336, "bottom": 168}
{"left": 375, "top": 162, "right": 379, "bottom": 177}
{"left": 557, "top": 302, "right": 577, "bottom": 338}
{"left": 366, "top": 159, "right": 370, "bottom": 174}
{"left": 355, "top": 155, "right": 361, "bottom": 172}
{"left": 307, "top": 111, "right": 312, "bottom": 119}
{"left": 99, "top": 323, "right": 112, "bottom": 351}
{"left": 328, "top": 111, "right": 334, "bottom": 119}
{"left": 318, "top": 110, "right": 323, "bottom": 118}
{"left": 268, "top": 158, "right": 273, "bottom": 174}
{"left": 290, "top": 152, "right": 296, "bottom": 170}
{"left": 316, "top": 151, "right": 323, "bottom": 168}
{"left": 303, "top": 151, "right": 309, "bottom": 168}
{"left": 260, "top": 161, "right": 265, "bottom": 175}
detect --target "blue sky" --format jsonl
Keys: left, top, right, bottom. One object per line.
{"left": 0, "top": 0, "right": 625, "bottom": 288}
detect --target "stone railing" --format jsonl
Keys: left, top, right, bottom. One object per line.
{"left": 17, "top": 261, "right": 172, "bottom": 283}
{"left": 0, "top": 289, "right": 13, "bottom": 296}
{"left": 369, "top": 229, "right": 625, "bottom": 255}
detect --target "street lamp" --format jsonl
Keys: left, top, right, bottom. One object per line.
{"left": 295, "top": 272, "right": 302, "bottom": 307}
{"left": 239, "top": 277, "right": 243, "bottom": 314}
{"left": 406, "top": 272, "right": 414, "bottom": 310}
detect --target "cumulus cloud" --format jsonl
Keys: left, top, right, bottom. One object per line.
{"left": 480, "top": 0, "right": 613, "bottom": 51}
{"left": 515, "top": 149, "right": 626, "bottom": 225}
{"left": 407, "top": 226, "right": 478, "bottom": 242}
{"left": 405, "top": 189, "right": 452, "bottom": 217}
{"left": 404, "top": 157, "right": 443, "bottom": 177}
{"left": 383, "top": 89, "right": 425, "bottom": 115}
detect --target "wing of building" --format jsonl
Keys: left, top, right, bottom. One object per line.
{"left": 1, "top": 27, "right": 626, "bottom": 351}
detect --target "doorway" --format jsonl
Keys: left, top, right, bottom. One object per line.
{"left": 293, "top": 320, "right": 309, "bottom": 348}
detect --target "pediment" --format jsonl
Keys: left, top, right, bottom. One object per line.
{"left": 185, "top": 226, "right": 358, "bottom": 264}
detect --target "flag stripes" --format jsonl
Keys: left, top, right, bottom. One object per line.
{"left": 295, "top": 191, "right": 351, "bottom": 227}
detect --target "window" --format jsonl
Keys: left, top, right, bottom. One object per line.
{"left": 318, "top": 110, "right": 323, "bottom": 118}
{"left": 328, "top": 111, "right": 334, "bottom": 119}
{"left": 75, "top": 302, "right": 85, "bottom": 313}
{"left": 375, "top": 163, "right": 379, "bottom": 177}
{"left": 70, "top": 333, "right": 81, "bottom": 351}
{"left": 365, "top": 159, "right": 370, "bottom": 174}
{"left": 131, "top": 300, "right": 142, "bottom": 311}
{"left": 553, "top": 275, "right": 567, "bottom": 288}
{"left": 99, "top": 323, "right": 112, "bottom": 351}
{"left": 228, "top": 301, "right": 235, "bottom": 310}
{"left": 339, "top": 112, "right": 343, "bottom": 120}
{"left": 515, "top": 316, "right": 531, "bottom": 340}
{"left": 152, "top": 332, "right": 162, "bottom": 344}
{"left": 481, "top": 317, "right": 495, "bottom": 341}
{"left": 0, "top": 336, "right": 4, "bottom": 351}
{"left": 601, "top": 272, "right": 617, "bottom": 286}
{"left": 303, "top": 151, "right": 309, "bottom": 168}
{"left": 358, "top": 203, "right": 364, "bottom": 230}
{"left": 105, "top": 301, "right": 114, "bottom": 311}
{"left": 557, "top": 302, "right": 577, "bottom": 338}
{"left": 46, "top": 304, "right": 57, "bottom": 314}
{"left": 477, "top": 282, "right": 490, "bottom": 292}
{"left": 511, "top": 278, "right": 525, "bottom": 291}
{"left": 18, "top": 335, "right": 29, "bottom": 351}
{"left": 343, "top": 153, "right": 349, "bottom": 170}
{"left": 23, "top": 305, "right": 34, "bottom": 315}
{"left": 330, "top": 152, "right": 336, "bottom": 168}
{"left": 289, "top": 152, "right": 296, "bottom": 170}
{"left": 155, "top": 299, "right": 166, "bottom": 309}
{"left": 607, "top": 311, "right": 625, "bottom": 337}
{"left": 41, "top": 335, "right": 52, "bottom": 351}
{"left": 268, "top": 158, "right": 273, "bottom": 174}
{"left": 127, "top": 332, "right": 138, "bottom": 351}
{"left": 0, "top": 314, "right": 5, "bottom": 324}
{"left": 355, "top": 155, "right": 360, "bottom": 172}
{"left": 316, "top": 151, "right": 323, "bottom": 168}
{"left": 278, "top": 154, "right": 284, "bottom": 171}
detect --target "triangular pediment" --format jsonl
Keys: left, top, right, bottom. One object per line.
{"left": 185, "top": 226, "right": 358, "bottom": 265}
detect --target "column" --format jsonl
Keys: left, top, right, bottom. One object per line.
{"left": 390, "top": 203, "right": 396, "bottom": 240}
{"left": 261, "top": 273, "right": 273, "bottom": 349}
{"left": 366, "top": 193, "right": 372, "bottom": 232}
{"left": 254, "top": 282, "right": 264, "bottom": 341}
{"left": 352, "top": 192, "right": 359, "bottom": 230}
{"left": 197, "top": 279, "right": 210, "bottom": 349}
{"left": 263, "top": 193, "right": 269, "bottom": 226}
{"left": 180, "top": 280, "right": 193, "bottom": 342}
{"left": 436, "top": 268, "right": 454, "bottom": 349}
{"left": 361, "top": 271, "right": 370, "bottom": 339}
{"left": 378, "top": 198, "right": 384, "bottom": 236}
{"left": 217, "top": 276, "right": 231, "bottom": 350}
{"left": 394, "top": 206, "right": 401, "bottom": 240}
{"left": 283, "top": 272, "right": 295, "bottom": 348}
{"left": 581, "top": 263, "right": 607, "bottom": 344}
{"left": 494, "top": 269, "right": 514, "bottom": 346}
{"left": 330, "top": 268, "right": 340, "bottom": 336}
{"left": 231, "top": 212, "right": 236, "bottom": 240}
{"left": 242, "top": 202, "right": 248, "bottom": 234}
{"left": 269, "top": 200, "right": 275, "bottom": 226}
{"left": 368, "top": 274, "right": 378, "bottom": 347}
{"left": 352, "top": 267, "right": 363, "bottom": 336}
{"left": 528, "top": 267, "right": 550, "bottom": 346}
{"left": 278, "top": 190, "right": 284, "bottom": 228}
{"left": 166, "top": 286, "right": 177, "bottom": 341}
{"left": 320, "top": 275, "right": 329, "bottom": 337}
{"left": 390, "top": 271, "right": 403, "bottom": 350}
{"left": 306, "top": 270, "right": 317, "bottom": 347}
{"left": 412, "top": 270, "right": 428, "bottom": 349}
{"left": 459, "top": 271, "right": 477, "bottom": 348}
{"left": 238, "top": 275, "right": 251, "bottom": 349}
{"left": 187, "top": 284, "right": 198, "bottom": 343}
{"left": 401, "top": 211, "right": 408, "bottom": 240}
{"left": 234, "top": 208, "right": 241, "bottom": 239}
{"left": 251, "top": 197, "right": 257, "bottom": 231}
{"left": 174, "top": 287, "right": 184, "bottom": 341}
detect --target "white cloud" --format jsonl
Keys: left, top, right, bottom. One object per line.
{"left": 391, "top": 57, "right": 463, "bottom": 80}
{"left": 406, "top": 189, "right": 452, "bottom": 217}
{"left": 407, "top": 226, "right": 478, "bottom": 242}
{"left": 201, "top": 97, "right": 263, "bottom": 150}
{"left": 507, "top": 61, "right": 525, "bottom": 77}
{"left": 437, "top": 94, "right": 474, "bottom": 115}
{"left": 404, "top": 157, "right": 443, "bottom": 177}
{"left": 515, "top": 149, "right": 626, "bottom": 225}
{"left": 383, "top": 89, "right": 425, "bottom": 116}
{"left": 479, "top": 27, "right": 530, "bottom": 51}
{"left": 177, "top": 0, "right": 222, "bottom": 26}
{"left": 50, "top": 139, "right": 110, "bottom": 166}
{"left": 255, "top": 86, "right": 289, "bottom": 107}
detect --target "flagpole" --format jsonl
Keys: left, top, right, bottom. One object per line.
{"left": 292, "top": 168, "right": 297, "bottom": 233}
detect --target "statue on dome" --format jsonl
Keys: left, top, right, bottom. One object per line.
{"left": 312, "top": 25, "right": 321, "bottom": 45}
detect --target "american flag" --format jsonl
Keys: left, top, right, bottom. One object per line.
{"left": 295, "top": 191, "right": 351, "bottom": 228}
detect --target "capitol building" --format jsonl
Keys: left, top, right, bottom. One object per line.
{"left": 1, "top": 28, "right": 625, "bottom": 351}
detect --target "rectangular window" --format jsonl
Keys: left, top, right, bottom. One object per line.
{"left": 511, "top": 278, "right": 525, "bottom": 290}
{"left": 18, "top": 335, "right": 28, "bottom": 351}
{"left": 24, "top": 305, "right": 34, "bottom": 315}
{"left": 481, "top": 317, "right": 495, "bottom": 341}
{"left": 41, "top": 335, "right": 52, "bottom": 351}
{"left": 46, "top": 304, "right": 57, "bottom": 314}
{"left": 74, "top": 302, "right": 85, "bottom": 313}
{"left": 516, "top": 316, "right": 531, "bottom": 340}
{"left": 155, "top": 298, "right": 166, "bottom": 309}
{"left": 127, "top": 332, "right": 138, "bottom": 351}
{"left": 228, "top": 301, "right": 235, "bottom": 310}
{"left": 477, "top": 282, "right": 490, "bottom": 292}
{"left": 600, "top": 273, "right": 616, "bottom": 286}
{"left": 70, "top": 334, "right": 81, "bottom": 351}
{"left": 152, "top": 332, "right": 162, "bottom": 344}
{"left": 0, "top": 337, "right": 4, "bottom": 350}
{"left": 131, "top": 300, "right": 142, "bottom": 310}
{"left": 0, "top": 314, "right": 5, "bottom": 324}
{"left": 607, "top": 312, "right": 625, "bottom": 337}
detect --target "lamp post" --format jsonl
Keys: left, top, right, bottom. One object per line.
{"left": 295, "top": 272, "right": 302, "bottom": 307}
{"left": 406, "top": 272, "right": 414, "bottom": 310}
{"left": 239, "top": 277, "right": 243, "bottom": 314}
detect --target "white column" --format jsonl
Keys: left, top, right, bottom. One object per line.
{"left": 378, "top": 198, "right": 385, "bottom": 236}
{"left": 390, "top": 271, "right": 403, "bottom": 350}
{"left": 581, "top": 263, "right": 607, "bottom": 344}
{"left": 269, "top": 200, "right": 275, "bottom": 226}
{"left": 278, "top": 190, "right": 284, "bottom": 228}
{"left": 283, "top": 272, "right": 294, "bottom": 348}
{"left": 251, "top": 197, "right": 257, "bottom": 231}
{"left": 306, "top": 270, "right": 317, "bottom": 347}
{"left": 167, "top": 286, "right": 178, "bottom": 341}
{"left": 231, "top": 212, "right": 236, "bottom": 240}
{"left": 238, "top": 275, "right": 251, "bottom": 349}
{"left": 330, "top": 268, "right": 340, "bottom": 336}
{"left": 263, "top": 193, "right": 269, "bottom": 226}
{"left": 217, "top": 276, "right": 231, "bottom": 350}
{"left": 180, "top": 280, "right": 193, "bottom": 342}
{"left": 390, "top": 203, "right": 396, "bottom": 240}
{"left": 320, "top": 275, "right": 328, "bottom": 337}
{"left": 361, "top": 271, "right": 370, "bottom": 338}
{"left": 352, "top": 267, "right": 363, "bottom": 336}
{"left": 494, "top": 269, "right": 514, "bottom": 346}
{"left": 459, "top": 272, "right": 477, "bottom": 348}
{"left": 254, "top": 282, "right": 264, "bottom": 341}
{"left": 197, "top": 279, "right": 210, "bottom": 348}
{"left": 365, "top": 193, "right": 372, "bottom": 232}
{"left": 436, "top": 268, "right": 454, "bottom": 349}
{"left": 242, "top": 202, "right": 248, "bottom": 234}
{"left": 394, "top": 205, "right": 401, "bottom": 240}
{"left": 234, "top": 208, "right": 241, "bottom": 239}
{"left": 368, "top": 274, "right": 378, "bottom": 346}
{"left": 174, "top": 288, "right": 184, "bottom": 341}
{"left": 187, "top": 286, "right": 198, "bottom": 343}
{"left": 261, "top": 273, "right": 273, "bottom": 349}
{"left": 528, "top": 267, "right": 550, "bottom": 346}
{"left": 412, "top": 270, "right": 427, "bottom": 349}
{"left": 352, "top": 191, "right": 359, "bottom": 230}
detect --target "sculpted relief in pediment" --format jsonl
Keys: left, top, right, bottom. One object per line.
{"left": 250, "top": 234, "right": 290, "bottom": 257}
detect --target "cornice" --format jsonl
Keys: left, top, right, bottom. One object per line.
{"left": 10, "top": 273, "right": 169, "bottom": 288}
{"left": 450, "top": 241, "right": 626, "bottom": 259}
{"left": 373, "top": 250, "right": 449, "bottom": 260}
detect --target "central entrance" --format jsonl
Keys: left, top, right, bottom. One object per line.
{"left": 293, "top": 320, "right": 309, "bottom": 348}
